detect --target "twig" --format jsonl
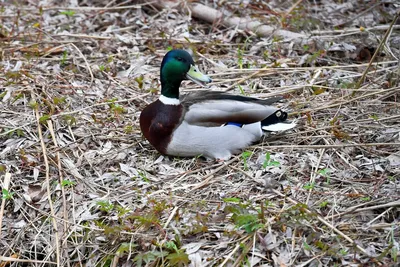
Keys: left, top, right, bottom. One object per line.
{"left": 33, "top": 93, "right": 61, "bottom": 267}
{"left": 186, "top": 157, "right": 238, "bottom": 192}
{"left": 271, "top": 189, "right": 370, "bottom": 256}
{"left": 69, "top": 43, "right": 94, "bottom": 86}
{"left": 53, "top": 94, "right": 149, "bottom": 118}
{"left": 145, "top": 1, "right": 305, "bottom": 39}
{"left": 53, "top": 33, "right": 112, "bottom": 40}
{"left": 291, "top": 86, "right": 400, "bottom": 115}
{"left": 47, "top": 120, "right": 70, "bottom": 266}
{"left": 0, "top": 256, "right": 57, "bottom": 265}
{"left": 353, "top": 12, "right": 400, "bottom": 93}
{"left": 281, "top": 0, "right": 304, "bottom": 24}
{"left": 148, "top": 157, "right": 238, "bottom": 195}
{"left": 163, "top": 206, "right": 179, "bottom": 229}
{"left": 263, "top": 143, "right": 400, "bottom": 149}
{"left": 218, "top": 235, "right": 252, "bottom": 267}
{"left": 311, "top": 24, "right": 400, "bottom": 35}
{"left": 224, "top": 67, "right": 270, "bottom": 92}
{"left": 0, "top": 173, "right": 11, "bottom": 240}
{"left": 306, "top": 148, "right": 325, "bottom": 204}
{"left": 19, "top": 2, "right": 154, "bottom": 11}
{"left": 330, "top": 200, "right": 400, "bottom": 219}
{"left": 333, "top": 2, "right": 382, "bottom": 28}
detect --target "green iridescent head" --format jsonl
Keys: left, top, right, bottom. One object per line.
{"left": 160, "top": 49, "right": 211, "bottom": 99}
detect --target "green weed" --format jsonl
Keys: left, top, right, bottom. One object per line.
{"left": 2, "top": 188, "right": 14, "bottom": 200}
{"left": 60, "top": 10, "right": 75, "bottom": 17}
{"left": 224, "top": 199, "right": 263, "bottom": 233}
{"left": 263, "top": 152, "right": 280, "bottom": 168}
{"left": 61, "top": 180, "right": 76, "bottom": 187}
{"left": 241, "top": 151, "right": 252, "bottom": 171}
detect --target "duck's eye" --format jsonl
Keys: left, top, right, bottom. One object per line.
{"left": 176, "top": 57, "right": 183, "bottom": 61}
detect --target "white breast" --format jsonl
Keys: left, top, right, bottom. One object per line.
{"left": 166, "top": 121, "right": 263, "bottom": 160}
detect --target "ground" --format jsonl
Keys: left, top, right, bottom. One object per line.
{"left": 0, "top": 0, "right": 400, "bottom": 266}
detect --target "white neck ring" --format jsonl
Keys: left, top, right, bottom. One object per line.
{"left": 159, "top": 95, "right": 180, "bottom": 105}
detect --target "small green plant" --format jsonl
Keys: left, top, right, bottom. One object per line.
{"left": 387, "top": 176, "right": 395, "bottom": 182}
{"left": 133, "top": 251, "right": 168, "bottom": 267}
{"left": 164, "top": 239, "right": 190, "bottom": 266}
{"left": 390, "top": 227, "right": 398, "bottom": 262}
{"left": 263, "top": 152, "right": 280, "bottom": 168}
{"left": 124, "top": 125, "right": 133, "bottom": 134}
{"left": 361, "top": 196, "right": 371, "bottom": 201}
{"left": 137, "top": 170, "right": 149, "bottom": 182}
{"left": 223, "top": 197, "right": 242, "bottom": 203}
{"left": 238, "top": 84, "right": 245, "bottom": 95}
{"left": 129, "top": 213, "right": 160, "bottom": 230}
{"left": 28, "top": 100, "right": 39, "bottom": 109}
{"left": 312, "top": 86, "right": 326, "bottom": 95}
{"left": 318, "top": 168, "right": 330, "bottom": 184}
{"left": 62, "top": 115, "right": 76, "bottom": 125}
{"left": 369, "top": 114, "right": 379, "bottom": 121}
{"left": 262, "top": 50, "right": 269, "bottom": 60}
{"left": 303, "top": 182, "right": 315, "bottom": 190}
{"left": 0, "top": 91, "right": 7, "bottom": 99}
{"left": 12, "top": 93, "right": 24, "bottom": 104}
{"left": 96, "top": 200, "right": 114, "bottom": 213}
{"left": 116, "top": 242, "right": 138, "bottom": 256}
{"left": 60, "top": 10, "right": 76, "bottom": 17}
{"left": 60, "top": 50, "right": 68, "bottom": 66}
{"left": 224, "top": 200, "right": 263, "bottom": 233}
{"left": 280, "top": 203, "right": 315, "bottom": 225}
{"left": 107, "top": 98, "right": 126, "bottom": 117}
{"left": 7, "top": 128, "right": 24, "bottom": 138}
{"left": 272, "top": 35, "right": 283, "bottom": 43}
{"left": 306, "top": 50, "right": 324, "bottom": 65}
{"left": 241, "top": 151, "right": 252, "bottom": 170}
{"left": 61, "top": 180, "right": 76, "bottom": 187}
{"left": 135, "top": 75, "right": 144, "bottom": 90}
{"left": 339, "top": 81, "right": 356, "bottom": 89}
{"left": 237, "top": 47, "right": 243, "bottom": 69}
{"left": 2, "top": 189, "right": 14, "bottom": 200}
{"left": 116, "top": 205, "right": 130, "bottom": 217}
{"left": 166, "top": 249, "right": 190, "bottom": 266}
{"left": 233, "top": 213, "right": 262, "bottom": 233}
{"left": 111, "top": 104, "right": 125, "bottom": 115}
{"left": 339, "top": 248, "right": 348, "bottom": 256}
{"left": 148, "top": 199, "right": 170, "bottom": 216}
{"left": 39, "top": 114, "right": 51, "bottom": 124}
{"left": 107, "top": 56, "right": 114, "bottom": 64}
{"left": 319, "top": 201, "right": 329, "bottom": 208}
{"left": 132, "top": 236, "right": 189, "bottom": 266}
{"left": 303, "top": 241, "right": 312, "bottom": 251}
{"left": 53, "top": 96, "right": 67, "bottom": 105}
{"left": 5, "top": 71, "right": 23, "bottom": 84}
{"left": 99, "top": 65, "right": 105, "bottom": 71}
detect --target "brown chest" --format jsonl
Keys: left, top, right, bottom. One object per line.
{"left": 139, "top": 100, "right": 183, "bottom": 154}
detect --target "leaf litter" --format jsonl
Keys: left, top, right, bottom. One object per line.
{"left": 0, "top": 0, "right": 399, "bottom": 266}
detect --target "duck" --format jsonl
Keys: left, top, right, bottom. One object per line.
{"left": 139, "top": 49, "right": 296, "bottom": 160}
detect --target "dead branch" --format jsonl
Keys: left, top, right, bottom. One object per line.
{"left": 145, "top": 1, "right": 305, "bottom": 40}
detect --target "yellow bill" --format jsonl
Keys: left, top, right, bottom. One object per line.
{"left": 186, "top": 65, "right": 212, "bottom": 86}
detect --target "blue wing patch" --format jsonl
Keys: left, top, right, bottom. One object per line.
{"left": 224, "top": 122, "right": 244, "bottom": 127}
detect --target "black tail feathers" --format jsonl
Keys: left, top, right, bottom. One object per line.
{"left": 261, "top": 110, "right": 288, "bottom": 127}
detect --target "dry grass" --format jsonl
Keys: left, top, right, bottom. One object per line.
{"left": 1, "top": 0, "right": 399, "bottom": 266}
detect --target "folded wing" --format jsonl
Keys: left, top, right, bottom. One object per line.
{"left": 181, "top": 91, "right": 283, "bottom": 126}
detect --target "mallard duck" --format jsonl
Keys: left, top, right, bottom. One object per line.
{"left": 139, "top": 49, "right": 295, "bottom": 160}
